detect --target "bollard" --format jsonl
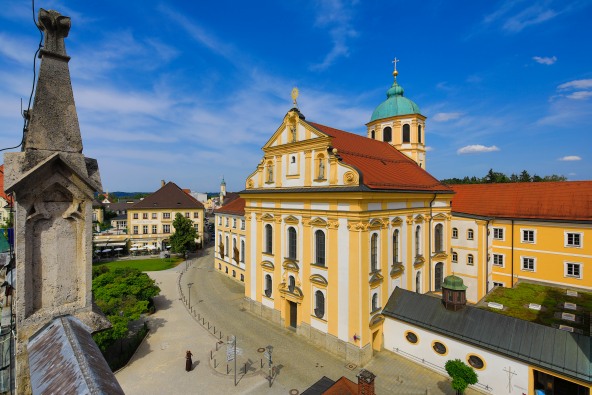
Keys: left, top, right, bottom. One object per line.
{"left": 219, "top": 332, "right": 222, "bottom": 340}
{"left": 244, "top": 363, "right": 247, "bottom": 374}
{"left": 210, "top": 350, "right": 213, "bottom": 360}
{"left": 227, "top": 364, "right": 230, "bottom": 374}
{"left": 261, "top": 359, "right": 263, "bottom": 368}
{"left": 214, "top": 359, "right": 217, "bottom": 368}
{"left": 216, "top": 342, "right": 219, "bottom": 351}
{"left": 214, "top": 326, "right": 216, "bottom": 334}
{"left": 202, "top": 318, "right": 205, "bottom": 325}
{"left": 198, "top": 313, "right": 201, "bottom": 320}
{"left": 208, "top": 322, "right": 210, "bottom": 330}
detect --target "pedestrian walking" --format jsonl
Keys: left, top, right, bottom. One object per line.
{"left": 185, "top": 350, "right": 193, "bottom": 372}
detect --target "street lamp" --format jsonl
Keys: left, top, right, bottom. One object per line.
{"left": 187, "top": 282, "right": 194, "bottom": 309}
{"left": 266, "top": 345, "right": 274, "bottom": 387}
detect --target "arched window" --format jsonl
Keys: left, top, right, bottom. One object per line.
{"left": 415, "top": 225, "right": 421, "bottom": 256}
{"left": 383, "top": 126, "right": 392, "bottom": 142}
{"left": 288, "top": 275, "right": 295, "bottom": 292}
{"left": 435, "top": 262, "right": 443, "bottom": 291}
{"left": 467, "top": 254, "right": 474, "bottom": 265}
{"left": 435, "top": 224, "right": 443, "bottom": 252}
{"left": 370, "top": 233, "right": 378, "bottom": 272}
{"left": 418, "top": 125, "right": 422, "bottom": 143}
{"left": 265, "top": 224, "right": 273, "bottom": 254}
{"left": 370, "top": 130, "right": 375, "bottom": 139}
{"left": 452, "top": 228, "right": 458, "bottom": 239}
{"left": 233, "top": 238, "right": 239, "bottom": 262}
{"left": 315, "top": 230, "right": 326, "bottom": 266}
{"left": 372, "top": 293, "right": 378, "bottom": 311}
{"left": 467, "top": 229, "right": 474, "bottom": 240}
{"left": 403, "top": 124, "right": 410, "bottom": 143}
{"left": 392, "top": 229, "right": 400, "bottom": 264}
{"left": 218, "top": 233, "right": 224, "bottom": 258}
{"left": 416, "top": 271, "right": 421, "bottom": 293}
{"left": 314, "top": 291, "right": 325, "bottom": 318}
{"left": 264, "top": 274, "right": 272, "bottom": 297}
{"left": 225, "top": 236, "right": 229, "bottom": 257}
{"left": 288, "top": 227, "right": 297, "bottom": 259}
{"left": 240, "top": 240, "right": 245, "bottom": 263}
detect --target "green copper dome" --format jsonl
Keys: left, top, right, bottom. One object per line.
{"left": 370, "top": 77, "right": 421, "bottom": 122}
{"left": 442, "top": 275, "right": 468, "bottom": 291}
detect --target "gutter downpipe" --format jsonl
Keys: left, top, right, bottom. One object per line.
{"left": 428, "top": 194, "right": 437, "bottom": 292}
{"left": 485, "top": 219, "right": 490, "bottom": 296}
{"left": 511, "top": 219, "right": 515, "bottom": 288}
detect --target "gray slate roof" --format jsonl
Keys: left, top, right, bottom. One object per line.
{"left": 383, "top": 287, "right": 591, "bottom": 383}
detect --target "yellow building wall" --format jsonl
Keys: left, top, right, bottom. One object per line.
{"left": 214, "top": 213, "right": 246, "bottom": 283}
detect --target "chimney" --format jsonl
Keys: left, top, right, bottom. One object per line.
{"left": 161, "top": 179, "right": 166, "bottom": 187}
{"left": 357, "top": 369, "right": 376, "bottom": 395}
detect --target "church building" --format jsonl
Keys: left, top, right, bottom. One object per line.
{"left": 240, "top": 68, "right": 454, "bottom": 365}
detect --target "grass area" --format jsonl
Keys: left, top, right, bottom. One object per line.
{"left": 92, "top": 257, "right": 184, "bottom": 272}
{"left": 483, "top": 282, "right": 592, "bottom": 335}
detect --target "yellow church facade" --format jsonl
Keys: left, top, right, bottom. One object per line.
{"left": 240, "top": 77, "right": 455, "bottom": 364}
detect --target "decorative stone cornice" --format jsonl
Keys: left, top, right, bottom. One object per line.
{"left": 310, "top": 274, "right": 328, "bottom": 287}
{"left": 284, "top": 215, "right": 299, "bottom": 224}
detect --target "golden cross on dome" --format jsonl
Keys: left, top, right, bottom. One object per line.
{"left": 291, "top": 87, "right": 299, "bottom": 108}
{"left": 392, "top": 57, "right": 399, "bottom": 77}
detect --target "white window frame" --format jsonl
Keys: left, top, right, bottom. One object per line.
{"left": 218, "top": 216, "right": 222, "bottom": 225}
{"left": 493, "top": 227, "right": 505, "bottom": 241}
{"left": 521, "top": 229, "right": 536, "bottom": 244}
{"left": 452, "top": 227, "right": 458, "bottom": 239}
{"left": 467, "top": 229, "right": 474, "bottom": 240}
{"left": 565, "top": 232, "right": 582, "bottom": 248}
{"left": 493, "top": 253, "right": 504, "bottom": 267}
{"left": 467, "top": 254, "right": 474, "bottom": 266}
{"left": 521, "top": 256, "right": 536, "bottom": 272}
{"left": 451, "top": 252, "right": 458, "bottom": 263}
{"left": 493, "top": 281, "right": 504, "bottom": 288}
{"left": 565, "top": 262, "right": 582, "bottom": 279}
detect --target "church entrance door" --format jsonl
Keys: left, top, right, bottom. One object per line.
{"left": 288, "top": 301, "right": 297, "bottom": 328}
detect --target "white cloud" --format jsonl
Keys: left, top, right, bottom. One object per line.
{"left": 432, "top": 112, "right": 462, "bottom": 122}
{"left": 310, "top": 0, "right": 358, "bottom": 71}
{"left": 558, "top": 79, "right": 592, "bottom": 90}
{"left": 457, "top": 145, "right": 500, "bottom": 154}
{"left": 559, "top": 155, "right": 582, "bottom": 161}
{"left": 425, "top": 146, "right": 434, "bottom": 152}
{"left": 0, "top": 33, "right": 37, "bottom": 65}
{"left": 533, "top": 56, "right": 557, "bottom": 65}
{"left": 566, "top": 91, "right": 592, "bottom": 100}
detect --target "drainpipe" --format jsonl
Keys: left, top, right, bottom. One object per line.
{"left": 485, "top": 219, "right": 490, "bottom": 296}
{"left": 511, "top": 220, "right": 514, "bottom": 288}
{"left": 428, "top": 194, "right": 437, "bottom": 292}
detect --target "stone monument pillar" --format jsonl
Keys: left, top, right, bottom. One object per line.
{"left": 3, "top": 9, "right": 110, "bottom": 393}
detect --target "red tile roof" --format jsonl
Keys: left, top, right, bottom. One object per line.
{"left": 451, "top": 182, "right": 592, "bottom": 221}
{"left": 0, "top": 165, "right": 12, "bottom": 205}
{"left": 322, "top": 376, "right": 359, "bottom": 395}
{"left": 215, "top": 197, "right": 245, "bottom": 216}
{"left": 131, "top": 182, "right": 204, "bottom": 210}
{"left": 307, "top": 122, "right": 451, "bottom": 193}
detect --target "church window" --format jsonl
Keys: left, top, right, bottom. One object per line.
{"left": 288, "top": 275, "right": 295, "bottom": 293}
{"left": 415, "top": 226, "right": 421, "bottom": 256}
{"left": 418, "top": 125, "right": 422, "bottom": 143}
{"left": 315, "top": 230, "right": 326, "bottom": 266}
{"left": 370, "top": 130, "right": 375, "bottom": 139}
{"left": 467, "top": 254, "right": 474, "bottom": 265}
{"left": 314, "top": 291, "right": 325, "bottom": 318}
{"left": 434, "top": 224, "right": 444, "bottom": 252}
{"left": 287, "top": 227, "right": 297, "bottom": 259}
{"left": 240, "top": 240, "right": 245, "bottom": 263}
{"left": 370, "top": 233, "right": 378, "bottom": 272}
{"left": 371, "top": 293, "right": 379, "bottom": 312}
{"left": 383, "top": 126, "right": 392, "bottom": 142}
{"left": 405, "top": 331, "right": 418, "bottom": 344}
{"left": 402, "top": 124, "right": 410, "bottom": 143}
{"left": 392, "top": 229, "right": 400, "bottom": 264}
{"left": 264, "top": 274, "right": 272, "bottom": 297}
{"left": 467, "top": 229, "right": 474, "bottom": 240}
{"left": 432, "top": 341, "right": 447, "bottom": 355}
{"left": 265, "top": 224, "right": 273, "bottom": 254}
{"left": 467, "top": 355, "right": 484, "bottom": 370}
{"left": 452, "top": 228, "right": 458, "bottom": 239}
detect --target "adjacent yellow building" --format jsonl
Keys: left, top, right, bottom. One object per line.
{"left": 214, "top": 197, "right": 246, "bottom": 282}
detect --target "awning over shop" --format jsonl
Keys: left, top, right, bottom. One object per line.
{"left": 93, "top": 239, "right": 128, "bottom": 247}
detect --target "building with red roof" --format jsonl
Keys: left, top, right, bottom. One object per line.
{"left": 214, "top": 197, "right": 246, "bottom": 282}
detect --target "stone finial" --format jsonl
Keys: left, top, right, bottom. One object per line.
{"left": 38, "top": 9, "right": 71, "bottom": 58}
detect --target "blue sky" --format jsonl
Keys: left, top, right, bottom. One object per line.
{"left": 1, "top": 1, "right": 591, "bottom": 192}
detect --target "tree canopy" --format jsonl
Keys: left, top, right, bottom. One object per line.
{"left": 445, "top": 359, "right": 478, "bottom": 394}
{"left": 169, "top": 213, "right": 197, "bottom": 253}
{"left": 92, "top": 266, "right": 160, "bottom": 351}
{"left": 441, "top": 169, "right": 567, "bottom": 185}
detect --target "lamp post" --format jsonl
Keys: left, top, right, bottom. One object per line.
{"left": 188, "top": 282, "right": 194, "bottom": 309}
{"left": 266, "top": 345, "right": 273, "bottom": 387}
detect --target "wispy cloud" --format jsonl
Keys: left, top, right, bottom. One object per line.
{"left": 559, "top": 155, "right": 582, "bottom": 161}
{"left": 558, "top": 79, "right": 592, "bottom": 90}
{"left": 566, "top": 91, "right": 592, "bottom": 100}
{"left": 457, "top": 145, "right": 500, "bottom": 154}
{"left": 310, "top": 0, "right": 358, "bottom": 71}
{"left": 533, "top": 56, "right": 557, "bottom": 65}
{"left": 432, "top": 112, "right": 462, "bottom": 122}
{"left": 0, "top": 33, "right": 37, "bottom": 65}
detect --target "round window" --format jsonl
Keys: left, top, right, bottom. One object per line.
{"left": 433, "top": 341, "right": 447, "bottom": 355}
{"left": 468, "top": 355, "right": 484, "bottom": 369}
{"left": 405, "top": 332, "right": 418, "bottom": 344}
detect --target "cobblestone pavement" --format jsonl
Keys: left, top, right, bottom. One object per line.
{"left": 116, "top": 246, "right": 480, "bottom": 394}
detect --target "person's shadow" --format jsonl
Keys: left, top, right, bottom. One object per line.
{"left": 192, "top": 360, "right": 200, "bottom": 370}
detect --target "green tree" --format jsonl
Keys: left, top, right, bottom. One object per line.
{"left": 445, "top": 359, "right": 478, "bottom": 394}
{"left": 91, "top": 267, "right": 160, "bottom": 351}
{"left": 170, "top": 213, "right": 197, "bottom": 253}
{"left": 519, "top": 170, "right": 531, "bottom": 182}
